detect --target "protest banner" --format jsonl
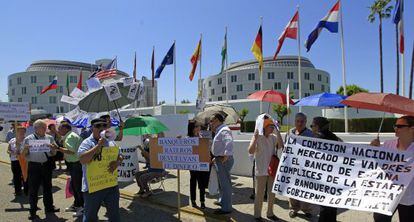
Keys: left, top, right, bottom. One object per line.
{"left": 0, "top": 102, "right": 30, "bottom": 121}
{"left": 117, "top": 146, "right": 138, "bottom": 182}
{"left": 70, "top": 87, "right": 87, "bottom": 99}
{"left": 122, "top": 77, "right": 135, "bottom": 86}
{"left": 86, "top": 77, "right": 101, "bottom": 93}
{"left": 273, "top": 135, "right": 414, "bottom": 216}
{"left": 28, "top": 139, "right": 51, "bottom": 153}
{"left": 104, "top": 83, "right": 122, "bottom": 101}
{"left": 127, "top": 82, "right": 139, "bottom": 100}
{"left": 86, "top": 146, "right": 119, "bottom": 193}
{"left": 61, "top": 95, "right": 80, "bottom": 105}
{"left": 149, "top": 138, "right": 210, "bottom": 171}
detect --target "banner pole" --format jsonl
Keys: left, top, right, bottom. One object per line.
{"left": 297, "top": 5, "right": 302, "bottom": 113}
{"left": 339, "top": 0, "right": 348, "bottom": 133}
{"left": 259, "top": 16, "right": 263, "bottom": 114}
{"left": 225, "top": 26, "right": 229, "bottom": 104}
{"left": 174, "top": 40, "right": 177, "bottom": 115}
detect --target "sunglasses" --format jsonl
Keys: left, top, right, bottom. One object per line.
{"left": 394, "top": 124, "right": 411, "bottom": 129}
{"left": 93, "top": 124, "right": 108, "bottom": 129}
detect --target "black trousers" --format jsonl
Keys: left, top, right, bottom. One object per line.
{"left": 28, "top": 161, "right": 54, "bottom": 214}
{"left": 373, "top": 204, "right": 414, "bottom": 222}
{"left": 318, "top": 206, "right": 337, "bottom": 222}
{"left": 66, "top": 161, "right": 84, "bottom": 208}
{"left": 190, "top": 170, "right": 210, "bottom": 203}
{"left": 11, "top": 160, "right": 28, "bottom": 194}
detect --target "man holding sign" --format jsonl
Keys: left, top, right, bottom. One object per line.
{"left": 78, "top": 118, "right": 123, "bottom": 222}
{"left": 22, "top": 119, "right": 60, "bottom": 220}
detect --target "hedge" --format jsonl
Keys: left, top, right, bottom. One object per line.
{"left": 241, "top": 118, "right": 397, "bottom": 133}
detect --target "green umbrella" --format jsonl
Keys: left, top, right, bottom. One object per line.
{"left": 120, "top": 116, "right": 169, "bottom": 136}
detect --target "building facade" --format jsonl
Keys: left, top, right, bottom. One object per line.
{"left": 8, "top": 59, "right": 157, "bottom": 114}
{"left": 202, "top": 56, "right": 330, "bottom": 101}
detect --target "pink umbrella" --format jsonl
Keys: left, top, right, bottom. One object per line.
{"left": 247, "top": 90, "right": 294, "bottom": 105}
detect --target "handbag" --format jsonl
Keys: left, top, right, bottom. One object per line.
{"left": 267, "top": 155, "right": 280, "bottom": 178}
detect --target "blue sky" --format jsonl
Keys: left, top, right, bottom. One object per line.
{"left": 0, "top": 0, "right": 412, "bottom": 103}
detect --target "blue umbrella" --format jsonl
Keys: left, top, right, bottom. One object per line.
{"left": 294, "top": 93, "right": 347, "bottom": 107}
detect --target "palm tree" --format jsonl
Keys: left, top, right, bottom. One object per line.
{"left": 368, "top": 0, "right": 393, "bottom": 93}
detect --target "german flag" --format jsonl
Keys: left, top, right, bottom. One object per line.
{"left": 189, "top": 38, "right": 202, "bottom": 81}
{"left": 251, "top": 25, "right": 263, "bottom": 72}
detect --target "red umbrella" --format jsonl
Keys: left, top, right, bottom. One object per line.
{"left": 247, "top": 90, "right": 294, "bottom": 105}
{"left": 341, "top": 92, "right": 414, "bottom": 116}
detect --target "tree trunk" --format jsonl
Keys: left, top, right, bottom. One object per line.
{"left": 410, "top": 41, "right": 414, "bottom": 99}
{"left": 379, "top": 16, "right": 384, "bottom": 93}
{"left": 395, "top": 25, "right": 400, "bottom": 95}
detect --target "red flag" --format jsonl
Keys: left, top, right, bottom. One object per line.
{"left": 189, "top": 38, "right": 202, "bottom": 81}
{"left": 133, "top": 52, "right": 137, "bottom": 81}
{"left": 151, "top": 47, "right": 155, "bottom": 87}
{"left": 77, "top": 69, "right": 83, "bottom": 90}
{"left": 274, "top": 11, "right": 299, "bottom": 60}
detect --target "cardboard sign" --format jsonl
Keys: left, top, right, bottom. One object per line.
{"left": 0, "top": 102, "right": 30, "bottom": 121}
{"left": 273, "top": 135, "right": 414, "bottom": 216}
{"left": 117, "top": 146, "right": 138, "bottom": 182}
{"left": 150, "top": 138, "right": 210, "bottom": 171}
{"left": 104, "top": 83, "right": 122, "bottom": 101}
{"left": 28, "top": 139, "right": 51, "bottom": 153}
{"left": 127, "top": 82, "right": 139, "bottom": 100}
{"left": 137, "top": 81, "right": 145, "bottom": 101}
{"left": 86, "top": 146, "right": 119, "bottom": 193}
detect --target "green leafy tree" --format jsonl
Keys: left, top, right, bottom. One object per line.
{"left": 178, "top": 109, "right": 190, "bottom": 114}
{"left": 368, "top": 0, "right": 393, "bottom": 93}
{"left": 336, "top": 84, "right": 369, "bottom": 96}
{"left": 238, "top": 108, "right": 249, "bottom": 132}
{"left": 181, "top": 99, "right": 191, "bottom": 104}
{"left": 272, "top": 104, "right": 290, "bottom": 125}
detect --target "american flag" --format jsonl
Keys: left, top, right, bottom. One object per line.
{"left": 95, "top": 57, "right": 117, "bottom": 80}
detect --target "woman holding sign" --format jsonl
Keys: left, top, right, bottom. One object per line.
{"left": 311, "top": 117, "right": 342, "bottom": 222}
{"left": 248, "top": 117, "right": 284, "bottom": 221}
{"left": 7, "top": 126, "right": 28, "bottom": 196}
{"left": 370, "top": 116, "right": 414, "bottom": 222}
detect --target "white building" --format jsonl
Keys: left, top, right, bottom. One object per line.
{"left": 202, "top": 56, "right": 330, "bottom": 101}
{"left": 7, "top": 59, "right": 157, "bottom": 114}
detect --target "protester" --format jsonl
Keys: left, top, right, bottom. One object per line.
{"left": 57, "top": 122, "right": 84, "bottom": 217}
{"left": 7, "top": 126, "right": 28, "bottom": 195}
{"left": 80, "top": 127, "right": 92, "bottom": 140}
{"left": 310, "top": 117, "right": 341, "bottom": 222}
{"left": 187, "top": 120, "right": 210, "bottom": 209}
{"left": 100, "top": 114, "right": 124, "bottom": 141}
{"left": 287, "top": 112, "right": 316, "bottom": 219}
{"left": 78, "top": 118, "right": 123, "bottom": 222}
{"left": 48, "top": 123, "right": 64, "bottom": 170}
{"left": 248, "top": 117, "right": 283, "bottom": 221}
{"left": 6, "top": 122, "right": 16, "bottom": 143}
{"left": 22, "top": 119, "right": 60, "bottom": 220}
{"left": 370, "top": 116, "right": 414, "bottom": 222}
{"left": 135, "top": 134, "right": 167, "bottom": 198}
{"left": 210, "top": 113, "right": 234, "bottom": 214}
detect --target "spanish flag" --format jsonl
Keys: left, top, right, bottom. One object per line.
{"left": 251, "top": 25, "right": 263, "bottom": 72}
{"left": 189, "top": 38, "right": 202, "bottom": 81}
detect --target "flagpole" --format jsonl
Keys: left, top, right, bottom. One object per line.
{"left": 134, "top": 51, "right": 138, "bottom": 110}
{"left": 401, "top": 0, "right": 405, "bottom": 97}
{"left": 339, "top": 0, "right": 348, "bottom": 133}
{"left": 174, "top": 40, "right": 177, "bottom": 115}
{"left": 259, "top": 16, "right": 264, "bottom": 114}
{"left": 297, "top": 6, "right": 302, "bottom": 113}
{"left": 225, "top": 26, "right": 229, "bottom": 104}
{"left": 199, "top": 33, "right": 202, "bottom": 85}
{"left": 152, "top": 46, "right": 156, "bottom": 115}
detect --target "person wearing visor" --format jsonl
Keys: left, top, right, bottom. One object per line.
{"left": 78, "top": 118, "right": 123, "bottom": 222}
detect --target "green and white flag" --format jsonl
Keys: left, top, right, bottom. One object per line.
{"left": 220, "top": 31, "right": 227, "bottom": 73}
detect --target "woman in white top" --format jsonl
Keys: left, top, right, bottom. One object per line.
{"left": 7, "top": 126, "right": 28, "bottom": 195}
{"left": 370, "top": 116, "right": 414, "bottom": 222}
{"left": 248, "top": 117, "right": 284, "bottom": 221}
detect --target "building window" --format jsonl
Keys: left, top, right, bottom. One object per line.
{"left": 318, "top": 74, "right": 322, "bottom": 81}
{"left": 231, "top": 75, "right": 237, "bottom": 82}
{"left": 231, "top": 95, "right": 237, "bottom": 100}
{"left": 218, "top": 78, "right": 223, "bottom": 85}
{"left": 58, "top": 86, "right": 64, "bottom": 93}
{"left": 326, "top": 77, "right": 329, "bottom": 83}
{"left": 18, "top": 98, "right": 22, "bottom": 102}
{"left": 321, "top": 85, "right": 325, "bottom": 91}
{"left": 248, "top": 73, "right": 255, "bottom": 81}
{"left": 211, "top": 89, "right": 215, "bottom": 95}
{"left": 287, "top": 72, "right": 294, "bottom": 79}
{"left": 222, "top": 87, "right": 226, "bottom": 93}
{"left": 69, "top": 76, "right": 77, "bottom": 83}
{"left": 9, "top": 79, "right": 12, "bottom": 86}
{"left": 274, "top": 82, "right": 281, "bottom": 90}
{"left": 11, "top": 88, "right": 15, "bottom": 96}
{"left": 304, "top": 93, "right": 310, "bottom": 97}
{"left": 255, "top": 83, "right": 261, "bottom": 90}
{"left": 208, "top": 99, "right": 212, "bottom": 102}
{"left": 267, "top": 72, "right": 275, "bottom": 79}
{"left": 30, "top": 76, "right": 37, "bottom": 83}
{"left": 208, "top": 81, "right": 211, "bottom": 87}
{"left": 36, "top": 86, "right": 43, "bottom": 94}
{"left": 17, "top": 77, "right": 22, "bottom": 85}
{"left": 309, "top": 83, "right": 315, "bottom": 91}
{"left": 305, "top": 72, "right": 310, "bottom": 80}
{"left": 31, "top": 97, "right": 37, "bottom": 104}
{"left": 218, "top": 96, "right": 223, "bottom": 101}
{"left": 49, "top": 96, "right": 57, "bottom": 104}
{"left": 49, "top": 75, "right": 55, "bottom": 82}
{"left": 22, "top": 87, "right": 27, "bottom": 95}
{"left": 9, "top": 99, "right": 13, "bottom": 102}
{"left": 293, "top": 82, "right": 299, "bottom": 90}
{"left": 56, "top": 106, "right": 60, "bottom": 113}
{"left": 236, "top": 85, "right": 243, "bottom": 92}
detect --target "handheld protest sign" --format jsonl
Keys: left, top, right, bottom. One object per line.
{"left": 86, "top": 146, "right": 119, "bottom": 193}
